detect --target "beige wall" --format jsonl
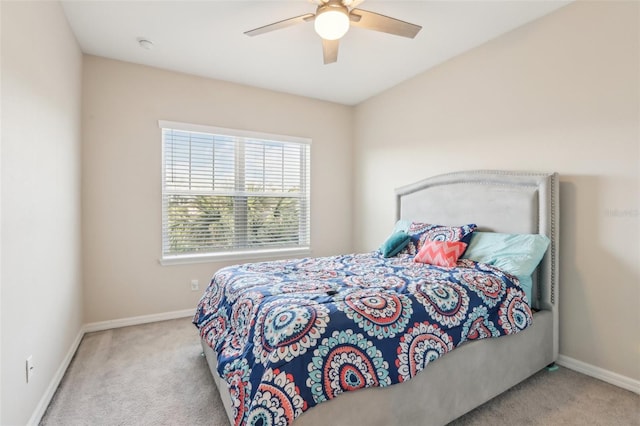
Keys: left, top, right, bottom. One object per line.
{"left": 353, "top": 1, "right": 639, "bottom": 380}
{"left": 82, "top": 56, "right": 353, "bottom": 323}
{"left": 1, "top": 1, "right": 84, "bottom": 424}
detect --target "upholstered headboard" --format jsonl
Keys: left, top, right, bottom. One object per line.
{"left": 395, "top": 170, "right": 559, "bottom": 355}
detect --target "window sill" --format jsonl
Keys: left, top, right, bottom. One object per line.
{"left": 159, "top": 247, "right": 312, "bottom": 266}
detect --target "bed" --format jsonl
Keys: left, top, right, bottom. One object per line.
{"left": 194, "top": 170, "right": 559, "bottom": 426}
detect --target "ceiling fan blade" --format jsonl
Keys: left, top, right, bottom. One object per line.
{"left": 349, "top": 8, "right": 421, "bottom": 38}
{"left": 322, "top": 38, "right": 339, "bottom": 64}
{"left": 344, "top": 0, "right": 366, "bottom": 9}
{"left": 245, "top": 13, "right": 315, "bottom": 37}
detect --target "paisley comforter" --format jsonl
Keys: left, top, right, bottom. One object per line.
{"left": 193, "top": 252, "right": 533, "bottom": 426}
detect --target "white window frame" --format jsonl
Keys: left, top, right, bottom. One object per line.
{"left": 159, "top": 120, "right": 311, "bottom": 265}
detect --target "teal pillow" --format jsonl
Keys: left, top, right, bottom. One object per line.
{"left": 392, "top": 219, "right": 412, "bottom": 233}
{"left": 462, "top": 232, "right": 550, "bottom": 304}
{"left": 380, "top": 230, "right": 411, "bottom": 258}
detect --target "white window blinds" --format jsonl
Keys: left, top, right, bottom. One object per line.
{"left": 160, "top": 121, "right": 310, "bottom": 260}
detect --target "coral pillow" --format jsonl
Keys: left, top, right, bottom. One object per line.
{"left": 414, "top": 240, "right": 468, "bottom": 268}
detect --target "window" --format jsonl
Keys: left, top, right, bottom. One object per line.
{"left": 160, "top": 121, "right": 310, "bottom": 263}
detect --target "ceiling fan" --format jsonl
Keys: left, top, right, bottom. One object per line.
{"left": 244, "top": 0, "right": 422, "bottom": 64}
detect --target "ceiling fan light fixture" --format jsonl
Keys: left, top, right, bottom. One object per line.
{"left": 314, "top": 5, "right": 350, "bottom": 41}
{"left": 244, "top": 0, "right": 423, "bottom": 64}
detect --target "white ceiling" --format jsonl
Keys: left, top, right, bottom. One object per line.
{"left": 61, "top": 1, "right": 571, "bottom": 105}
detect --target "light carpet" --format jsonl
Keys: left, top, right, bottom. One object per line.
{"left": 40, "top": 318, "right": 639, "bottom": 426}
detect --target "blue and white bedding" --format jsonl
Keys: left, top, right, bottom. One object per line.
{"left": 193, "top": 252, "right": 533, "bottom": 426}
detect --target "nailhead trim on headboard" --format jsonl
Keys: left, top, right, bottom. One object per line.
{"left": 550, "top": 173, "right": 557, "bottom": 305}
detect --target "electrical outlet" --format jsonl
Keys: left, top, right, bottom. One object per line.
{"left": 191, "top": 279, "right": 199, "bottom": 291}
{"left": 26, "top": 355, "right": 34, "bottom": 383}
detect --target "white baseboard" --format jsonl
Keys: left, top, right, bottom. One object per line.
{"left": 29, "top": 308, "right": 195, "bottom": 425}
{"left": 557, "top": 354, "right": 640, "bottom": 395}
{"left": 83, "top": 308, "right": 195, "bottom": 333}
{"left": 27, "top": 327, "right": 84, "bottom": 426}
